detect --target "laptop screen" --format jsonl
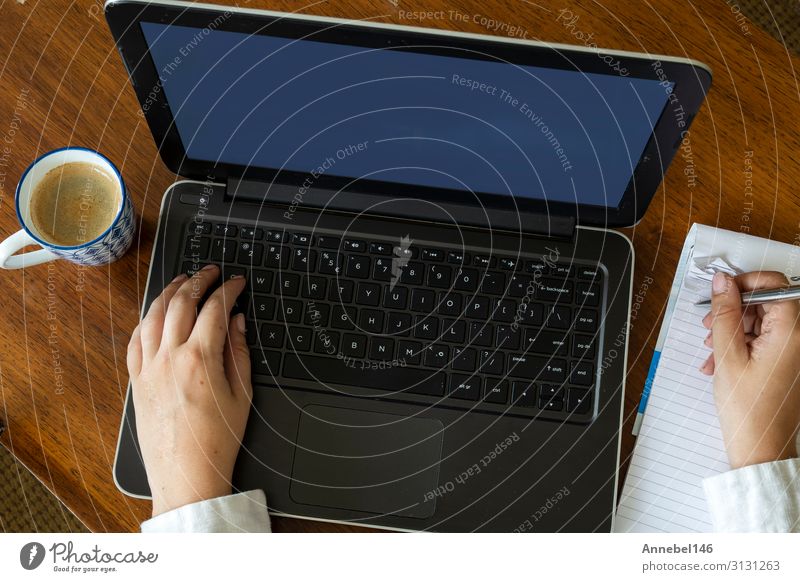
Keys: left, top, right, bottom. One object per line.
{"left": 141, "top": 22, "right": 673, "bottom": 209}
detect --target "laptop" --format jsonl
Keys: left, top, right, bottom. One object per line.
{"left": 105, "top": 0, "right": 711, "bottom": 532}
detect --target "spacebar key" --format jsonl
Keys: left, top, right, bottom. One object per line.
{"left": 283, "top": 354, "right": 446, "bottom": 396}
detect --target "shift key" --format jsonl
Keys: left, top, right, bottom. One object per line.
{"left": 507, "top": 354, "right": 567, "bottom": 382}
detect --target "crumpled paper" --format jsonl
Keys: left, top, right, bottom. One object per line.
{"left": 684, "top": 256, "right": 741, "bottom": 296}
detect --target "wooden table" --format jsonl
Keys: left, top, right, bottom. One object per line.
{"left": 0, "top": 0, "right": 798, "bottom": 532}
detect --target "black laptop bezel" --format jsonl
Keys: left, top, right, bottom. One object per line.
{"left": 105, "top": 0, "right": 711, "bottom": 227}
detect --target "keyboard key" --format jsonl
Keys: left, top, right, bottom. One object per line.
{"left": 442, "top": 319, "right": 466, "bottom": 343}
{"left": 480, "top": 272, "right": 505, "bottom": 294}
{"left": 567, "top": 388, "right": 592, "bottom": 413}
{"left": 516, "top": 302, "right": 543, "bottom": 326}
{"left": 539, "top": 396, "right": 563, "bottom": 411}
{"left": 317, "top": 236, "right": 340, "bottom": 249}
{"left": 512, "top": 381, "right": 537, "bottom": 407}
{"left": 499, "top": 258, "right": 519, "bottom": 270}
{"left": 449, "top": 374, "right": 481, "bottom": 400}
{"left": 184, "top": 237, "right": 210, "bottom": 260}
{"left": 526, "top": 259, "right": 550, "bottom": 274}
{"left": 238, "top": 241, "right": 264, "bottom": 265}
{"left": 525, "top": 330, "right": 569, "bottom": 356}
{"left": 276, "top": 272, "right": 300, "bottom": 296}
{"left": 422, "top": 248, "right": 444, "bottom": 261}
{"left": 509, "top": 275, "right": 531, "bottom": 298}
{"left": 469, "top": 322, "right": 492, "bottom": 347}
{"left": 346, "top": 255, "right": 370, "bottom": 278}
{"left": 304, "top": 303, "right": 330, "bottom": 327}
{"left": 438, "top": 292, "right": 462, "bottom": 316}
{"left": 288, "top": 327, "right": 313, "bottom": 352}
{"left": 283, "top": 353, "right": 445, "bottom": 396}
{"left": 241, "top": 226, "right": 264, "bottom": 240}
{"left": 539, "top": 279, "right": 573, "bottom": 302}
{"left": 454, "top": 268, "right": 478, "bottom": 292}
{"left": 427, "top": 264, "right": 452, "bottom": 288}
{"left": 369, "top": 242, "right": 392, "bottom": 255}
{"left": 424, "top": 344, "right": 449, "bottom": 368}
{"left": 545, "top": 305, "right": 571, "bottom": 329}
{"left": 266, "top": 230, "right": 288, "bottom": 243}
{"left": 577, "top": 282, "right": 601, "bottom": 307}
{"left": 292, "top": 248, "right": 317, "bottom": 271}
{"left": 575, "top": 310, "right": 598, "bottom": 333}
{"left": 277, "top": 299, "right": 303, "bottom": 323}
{"left": 484, "top": 379, "right": 509, "bottom": 404}
{"left": 252, "top": 350, "right": 281, "bottom": 376}
{"left": 496, "top": 325, "right": 520, "bottom": 350}
{"left": 494, "top": 299, "right": 516, "bottom": 322}
{"left": 479, "top": 350, "right": 504, "bottom": 375}
{"left": 214, "top": 224, "right": 237, "bottom": 237}
{"left": 343, "top": 239, "right": 366, "bottom": 252}
{"left": 291, "top": 233, "right": 314, "bottom": 246}
{"left": 508, "top": 355, "right": 567, "bottom": 383}
{"left": 300, "top": 276, "right": 327, "bottom": 300}
{"left": 550, "top": 264, "right": 574, "bottom": 278}
{"left": 447, "top": 251, "right": 470, "bottom": 265}
{"left": 473, "top": 255, "right": 496, "bottom": 268}
{"left": 572, "top": 335, "right": 596, "bottom": 358}
{"left": 220, "top": 265, "right": 246, "bottom": 282}
{"left": 539, "top": 385, "right": 565, "bottom": 402}
{"left": 359, "top": 309, "right": 384, "bottom": 333}
{"left": 369, "top": 337, "right": 395, "bottom": 360}
{"left": 329, "top": 280, "right": 354, "bottom": 303}
{"left": 264, "top": 245, "right": 289, "bottom": 268}
{"left": 331, "top": 305, "right": 357, "bottom": 329}
{"left": 373, "top": 258, "right": 393, "bottom": 281}
{"left": 397, "top": 340, "right": 423, "bottom": 365}
{"left": 383, "top": 287, "right": 408, "bottom": 309}
{"left": 399, "top": 262, "right": 424, "bottom": 285}
{"left": 187, "top": 222, "right": 212, "bottom": 235}
{"left": 250, "top": 270, "right": 273, "bottom": 294}
{"left": 571, "top": 362, "right": 594, "bottom": 386}
{"left": 260, "top": 324, "right": 284, "bottom": 348}
{"left": 341, "top": 334, "right": 367, "bottom": 358}
{"left": 466, "top": 296, "right": 490, "bottom": 319}
{"left": 251, "top": 296, "right": 275, "bottom": 320}
{"left": 319, "top": 251, "right": 343, "bottom": 275}
{"left": 452, "top": 347, "right": 476, "bottom": 372}
{"left": 356, "top": 282, "right": 381, "bottom": 306}
{"left": 313, "top": 330, "right": 339, "bottom": 355}
{"left": 577, "top": 265, "right": 602, "bottom": 280}
{"left": 413, "top": 316, "right": 438, "bottom": 340}
{"left": 411, "top": 289, "right": 436, "bottom": 313}
{"left": 387, "top": 312, "right": 412, "bottom": 337}
{"left": 211, "top": 239, "right": 235, "bottom": 262}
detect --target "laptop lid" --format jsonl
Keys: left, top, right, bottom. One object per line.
{"left": 105, "top": 0, "right": 711, "bottom": 228}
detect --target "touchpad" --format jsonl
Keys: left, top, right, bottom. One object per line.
{"left": 290, "top": 405, "right": 444, "bottom": 519}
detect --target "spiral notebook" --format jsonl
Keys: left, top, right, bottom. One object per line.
{"left": 614, "top": 223, "right": 800, "bottom": 533}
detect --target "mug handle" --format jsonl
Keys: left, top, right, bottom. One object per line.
{"left": 0, "top": 229, "right": 60, "bottom": 269}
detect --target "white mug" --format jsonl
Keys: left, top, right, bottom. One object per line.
{"left": 0, "top": 147, "right": 135, "bottom": 269}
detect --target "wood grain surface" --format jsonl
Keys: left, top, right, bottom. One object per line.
{"left": 0, "top": 0, "right": 797, "bottom": 532}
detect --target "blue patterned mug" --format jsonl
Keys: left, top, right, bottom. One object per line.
{"left": 0, "top": 147, "right": 135, "bottom": 269}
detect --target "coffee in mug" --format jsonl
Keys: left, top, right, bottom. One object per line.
{"left": 29, "top": 162, "right": 121, "bottom": 247}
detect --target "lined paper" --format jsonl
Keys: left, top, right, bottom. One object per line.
{"left": 614, "top": 224, "right": 800, "bottom": 533}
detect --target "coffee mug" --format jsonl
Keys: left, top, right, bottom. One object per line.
{"left": 0, "top": 147, "right": 135, "bottom": 269}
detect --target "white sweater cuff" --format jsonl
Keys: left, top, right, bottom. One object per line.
{"left": 702, "top": 458, "right": 800, "bottom": 532}
{"left": 141, "top": 490, "right": 272, "bottom": 533}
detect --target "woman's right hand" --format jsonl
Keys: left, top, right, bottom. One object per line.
{"left": 700, "top": 271, "right": 800, "bottom": 469}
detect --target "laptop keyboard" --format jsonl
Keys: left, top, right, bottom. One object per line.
{"left": 180, "top": 220, "right": 604, "bottom": 423}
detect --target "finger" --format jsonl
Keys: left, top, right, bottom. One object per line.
{"left": 703, "top": 305, "right": 758, "bottom": 332}
{"left": 699, "top": 353, "right": 714, "bottom": 375}
{"left": 127, "top": 324, "right": 143, "bottom": 381}
{"left": 224, "top": 313, "right": 253, "bottom": 401}
{"left": 140, "top": 273, "right": 188, "bottom": 359}
{"left": 735, "top": 271, "right": 800, "bottom": 329}
{"left": 162, "top": 264, "right": 221, "bottom": 347}
{"left": 705, "top": 330, "right": 757, "bottom": 348}
{"left": 192, "top": 275, "right": 247, "bottom": 352}
{"left": 710, "top": 272, "right": 748, "bottom": 368}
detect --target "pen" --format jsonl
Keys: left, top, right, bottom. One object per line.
{"left": 694, "top": 284, "right": 800, "bottom": 307}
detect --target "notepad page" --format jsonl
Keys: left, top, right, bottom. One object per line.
{"left": 614, "top": 261, "right": 729, "bottom": 533}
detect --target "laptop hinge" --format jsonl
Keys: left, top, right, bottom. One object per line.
{"left": 226, "top": 177, "right": 576, "bottom": 240}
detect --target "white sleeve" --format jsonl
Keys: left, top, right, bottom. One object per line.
{"left": 702, "top": 458, "right": 800, "bottom": 532}
{"left": 140, "top": 490, "right": 272, "bottom": 533}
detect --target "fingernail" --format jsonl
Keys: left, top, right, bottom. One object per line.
{"left": 712, "top": 272, "right": 728, "bottom": 294}
{"left": 236, "top": 313, "right": 246, "bottom": 334}
{"left": 172, "top": 273, "right": 188, "bottom": 283}
{"left": 231, "top": 274, "right": 245, "bottom": 280}
{"left": 201, "top": 264, "right": 217, "bottom": 271}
